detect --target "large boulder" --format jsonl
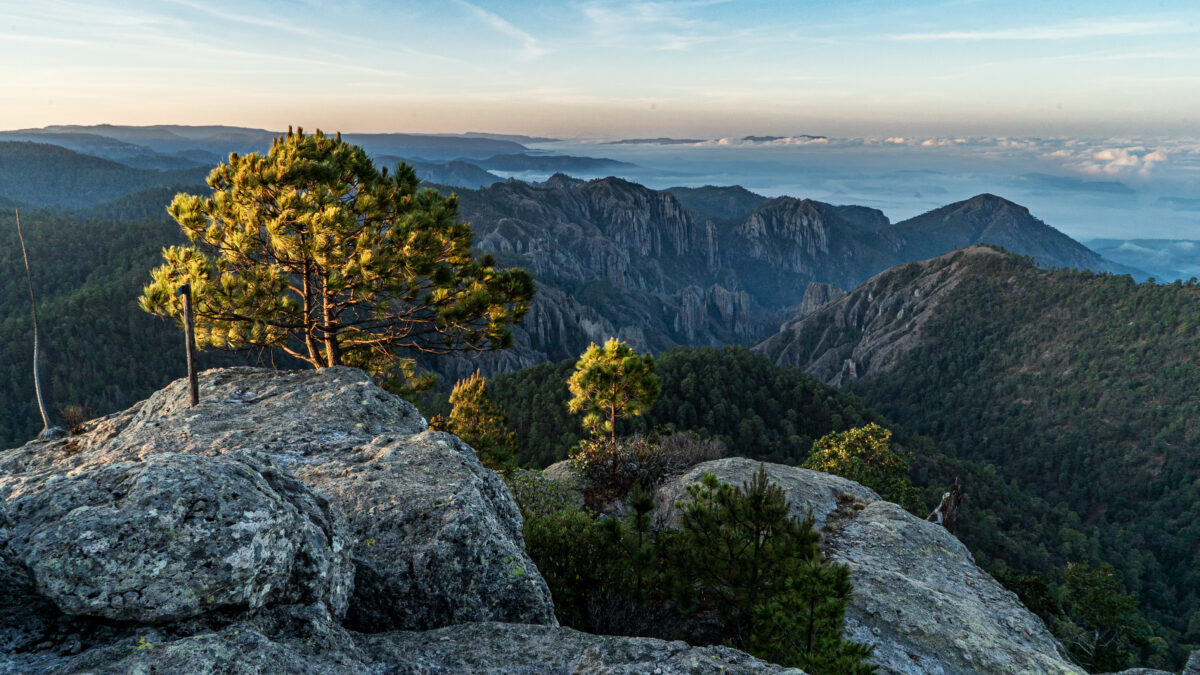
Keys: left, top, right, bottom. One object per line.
{"left": 300, "top": 429, "right": 554, "bottom": 630}
{"left": 21, "top": 621, "right": 799, "bottom": 674}
{"left": 825, "top": 500, "right": 1081, "bottom": 674}
{"left": 0, "top": 367, "right": 556, "bottom": 638}
{"left": 655, "top": 457, "right": 880, "bottom": 529}
{"left": 655, "top": 458, "right": 1083, "bottom": 675}
{"left": 4, "top": 452, "right": 351, "bottom": 625}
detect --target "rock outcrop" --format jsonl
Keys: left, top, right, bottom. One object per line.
{"left": 827, "top": 501, "right": 1081, "bottom": 675}
{"left": 654, "top": 458, "right": 1083, "bottom": 675}
{"left": 7, "top": 621, "right": 797, "bottom": 674}
{"left": 6, "top": 452, "right": 352, "bottom": 625}
{"left": 784, "top": 282, "right": 848, "bottom": 325}
{"left": 754, "top": 246, "right": 1005, "bottom": 387}
{"left": 2, "top": 367, "right": 795, "bottom": 673}
{"left": 0, "top": 368, "right": 555, "bottom": 647}
{"left": 655, "top": 457, "right": 880, "bottom": 530}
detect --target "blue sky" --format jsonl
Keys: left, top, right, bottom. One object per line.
{"left": 3, "top": 0, "right": 1200, "bottom": 137}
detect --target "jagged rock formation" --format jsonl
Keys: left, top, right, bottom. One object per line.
{"left": 787, "top": 282, "right": 848, "bottom": 324}
{"left": 666, "top": 184, "right": 769, "bottom": 222}
{"left": 1, "top": 368, "right": 791, "bottom": 673}
{"left": 653, "top": 458, "right": 1083, "bottom": 675}
{"left": 728, "top": 197, "right": 900, "bottom": 306}
{"left": 755, "top": 246, "right": 1004, "bottom": 387}
{"left": 444, "top": 178, "right": 1123, "bottom": 380}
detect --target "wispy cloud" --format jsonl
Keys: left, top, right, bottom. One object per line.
{"left": 447, "top": 0, "right": 546, "bottom": 59}
{"left": 579, "top": 0, "right": 735, "bottom": 51}
{"left": 891, "top": 19, "right": 1187, "bottom": 41}
{"left": 161, "top": 0, "right": 319, "bottom": 37}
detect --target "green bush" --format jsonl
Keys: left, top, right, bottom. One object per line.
{"left": 510, "top": 465, "right": 873, "bottom": 674}
{"left": 803, "top": 424, "right": 922, "bottom": 513}
{"left": 569, "top": 432, "right": 724, "bottom": 509}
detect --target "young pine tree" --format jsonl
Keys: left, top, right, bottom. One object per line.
{"left": 444, "top": 371, "right": 517, "bottom": 472}
{"left": 567, "top": 338, "right": 661, "bottom": 447}
{"left": 804, "top": 423, "right": 921, "bottom": 513}
{"left": 673, "top": 465, "right": 874, "bottom": 674}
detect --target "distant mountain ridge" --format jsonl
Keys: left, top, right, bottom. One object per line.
{"left": 436, "top": 174, "right": 1132, "bottom": 378}
{"left": 0, "top": 134, "right": 1137, "bottom": 379}
{"left": 3, "top": 124, "right": 529, "bottom": 161}
{"left": 892, "top": 193, "right": 1126, "bottom": 274}
{"left": 0, "top": 141, "right": 208, "bottom": 209}
{"left": 0, "top": 125, "right": 624, "bottom": 191}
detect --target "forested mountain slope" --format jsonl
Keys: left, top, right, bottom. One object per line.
{"left": 755, "top": 245, "right": 1200, "bottom": 651}
{"left": 0, "top": 142, "right": 208, "bottom": 209}
{"left": 472, "top": 345, "right": 891, "bottom": 468}
{"left": 0, "top": 202, "right": 264, "bottom": 445}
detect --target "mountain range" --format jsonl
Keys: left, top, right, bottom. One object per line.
{"left": 0, "top": 135, "right": 1139, "bottom": 382}
{"left": 438, "top": 174, "right": 1134, "bottom": 378}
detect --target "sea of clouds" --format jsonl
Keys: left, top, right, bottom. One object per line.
{"left": 519, "top": 135, "right": 1200, "bottom": 243}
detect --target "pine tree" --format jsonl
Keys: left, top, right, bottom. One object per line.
{"left": 567, "top": 338, "right": 661, "bottom": 447}
{"left": 673, "top": 465, "right": 874, "bottom": 674}
{"left": 139, "top": 127, "right": 533, "bottom": 390}
{"left": 1056, "top": 562, "right": 1144, "bottom": 672}
{"left": 446, "top": 371, "right": 516, "bottom": 472}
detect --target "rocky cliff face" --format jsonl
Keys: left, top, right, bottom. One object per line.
{"left": 788, "top": 282, "right": 848, "bottom": 324}
{"left": 654, "top": 458, "right": 1085, "bottom": 675}
{"left": 754, "top": 246, "right": 1004, "bottom": 387}
{"left": 0, "top": 368, "right": 787, "bottom": 673}
{"left": 448, "top": 177, "right": 1120, "bottom": 384}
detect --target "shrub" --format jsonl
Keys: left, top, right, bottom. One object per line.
{"left": 513, "top": 463, "right": 873, "bottom": 674}
{"left": 570, "top": 432, "right": 725, "bottom": 509}
{"left": 804, "top": 423, "right": 922, "bottom": 513}
{"left": 57, "top": 403, "right": 94, "bottom": 435}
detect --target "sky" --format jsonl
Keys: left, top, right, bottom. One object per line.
{"left": 3, "top": 0, "right": 1200, "bottom": 138}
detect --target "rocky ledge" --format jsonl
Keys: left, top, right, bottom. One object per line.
{"left": 1, "top": 368, "right": 788, "bottom": 673}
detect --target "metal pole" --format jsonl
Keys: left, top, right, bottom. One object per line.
{"left": 178, "top": 284, "right": 199, "bottom": 406}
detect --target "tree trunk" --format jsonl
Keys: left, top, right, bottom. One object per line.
{"left": 322, "top": 278, "right": 341, "bottom": 367}
{"left": 301, "top": 256, "right": 321, "bottom": 366}
{"left": 15, "top": 209, "right": 51, "bottom": 433}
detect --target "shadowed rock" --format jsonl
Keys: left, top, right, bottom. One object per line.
{"left": 23, "top": 621, "right": 798, "bottom": 675}
{"left": 655, "top": 458, "right": 1083, "bottom": 675}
